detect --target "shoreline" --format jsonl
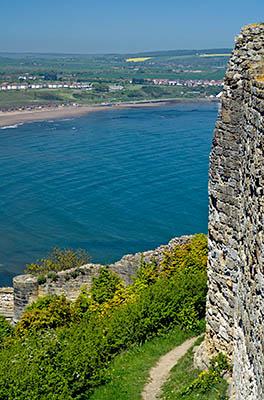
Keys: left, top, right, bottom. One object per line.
{"left": 0, "top": 98, "right": 219, "bottom": 128}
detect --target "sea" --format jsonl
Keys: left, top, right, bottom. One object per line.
{"left": 0, "top": 101, "right": 218, "bottom": 286}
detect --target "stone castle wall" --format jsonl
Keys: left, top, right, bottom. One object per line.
{"left": 0, "top": 288, "right": 14, "bottom": 322}
{"left": 1, "top": 235, "right": 191, "bottom": 322}
{"left": 205, "top": 24, "right": 264, "bottom": 399}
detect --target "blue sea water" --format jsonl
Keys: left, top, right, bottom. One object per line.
{"left": 0, "top": 102, "right": 218, "bottom": 286}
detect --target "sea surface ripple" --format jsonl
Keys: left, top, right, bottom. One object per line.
{"left": 0, "top": 102, "right": 218, "bottom": 285}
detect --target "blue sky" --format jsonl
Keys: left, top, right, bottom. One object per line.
{"left": 1, "top": 0, "right": 264, "bottom": 54}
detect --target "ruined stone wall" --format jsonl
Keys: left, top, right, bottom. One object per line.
{"left": 13, "top": 265, "right": 102, "bottom": 322}
{"left": 5, "top": 235, "right": 191, "bottom": 321}
{"left": 205, "top": 24, "right": 264, "bottom": 399}
{"left": 0, "top": 288, "right": 14, "bottom": 322}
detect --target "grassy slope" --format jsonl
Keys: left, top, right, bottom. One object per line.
{"left": 161, "top": 337, "right": 228, "bottom": 400}
{"left": 0, "top": 84, "right": 221, "bottom": 108}
{"left": 90, "top": 326, "right": 198, "bottom": 400}
{"left": 90, "top": 326, "right": 228, "bottom": 400}
{"left": 0, "top": 89, "right": 75, "bottom": 107}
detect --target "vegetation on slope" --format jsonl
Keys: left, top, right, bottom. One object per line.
{"left": 90, "top": 333, "right": 229, "bottom": 400}
{"left": 161, "top": 337, "right": 229, "bottom": 400}
{"left": 90, "top": 325, "right": 203, "bottom": 400}
{"left": 0, "top": 234, "right": 208, "bottom": 399}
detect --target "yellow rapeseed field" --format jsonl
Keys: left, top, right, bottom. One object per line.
{"left": 126, "top": 57, "right": 152, "bottom": 62}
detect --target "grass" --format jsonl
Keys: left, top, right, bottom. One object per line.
{"left": 160, "top": 337, "right": 228, "bottom": 400}
{"left": 0, "top": 89, "right": 76, "bottom": 107}
{"left": 0, "top": 83, "right": 222, "bottom": 108}
{"left": 90, "top": 325, "right": 228, "bottom": 400}
{"left": 89, "top": 324, "right": 203, "bottom": 400}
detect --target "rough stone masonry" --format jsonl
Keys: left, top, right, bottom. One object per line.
{"left": 204, "top": 24, "right": 264, "bottom": 399}
{"left": 0, "top": 235, "right": 191, "bottom": 322}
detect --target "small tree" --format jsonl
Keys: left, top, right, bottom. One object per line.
{"left": 25, "top": 247, "right": 91, "bottom": 275}
{"left": 90, "top": 267, "right": 121, "bottom": 304}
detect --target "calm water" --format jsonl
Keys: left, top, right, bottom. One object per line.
{"left": 0, "top": 102, "right": 218, "bottom": 286}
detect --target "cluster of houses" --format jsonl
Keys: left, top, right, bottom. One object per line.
{"left": 0, "top": 82, "right": 93, "bottom": 91}
{"left": 147, "top": 78, "right": 224, "bottom": 87}
{"left": 0, "top": 77, "right": 223, "bottom": 92}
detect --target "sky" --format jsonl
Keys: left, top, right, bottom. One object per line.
{"left": 1, "top": 0, "right": 264, "bottom": 54}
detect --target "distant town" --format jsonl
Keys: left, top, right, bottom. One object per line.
{"left": 0, "top": 49, "right": 229, "bottom": 112}
{"left": 0, "top": 77, "right": 223, "bottom": 92}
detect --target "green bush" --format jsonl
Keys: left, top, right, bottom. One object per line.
{"left": 0, "top": 316, "right": 13, "bottom": 346}
{"left": 37, "top": 274, "right": 46, "bottom": 285}
{"left": 161, "top": 233, "right": 208, "bottom": 277}
{"left": 25, "top": 247, "right": 91, "bottom": 275}
{"left": 180, "top": 352, "right": 232, "bottom": 396}
{"left": 70, "top": 269, "right": 80, "bottom": 279}
{"left": 47, "top": 272, "right": 58, "bottom": 281}
{"left": 15, "top": 295, "right": 74, "bottom": 338}
{"left": 90, "top": 267, "right": 121, "bottom": 304}
{"left": 133, "top": 256, "right": 159, "bottom": 288}
{"left": 72, "top": 286, "right": 91, "bottom": 321}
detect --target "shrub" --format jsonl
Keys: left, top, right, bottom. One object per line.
{"left": 47, "top": 272, "right": 58, "bottom": 281}
{"left": 15, "top": 295, "right": 74, "bottom": 338}
{"left": 70, "top": 269, "right": 80, "bottom": 279}
{"left": 0, "top": 332, "right": 72, "bottom": 400}
{"left": 0, "top": 265, "right": 207, "bottom": 398}
{"left": 0, "top": 317, "right": 13, "bottom": 346}
{"left": 160, "top": 233, "right": 208, "bottom": 277}
{"left": 132, "top": 256, "right": 159, "bottom": 289}
{"left": 90, "top": 267, "right": 121, "bottom": 304}
{"left": 72, "top": 286, "right": 91, "bottom": 321}
{"left": 25, "top": 247, "right": 91, "bottom": 275}
{"left": 76, "top": 268, "right": 135, "bottom": 319}
{"left": 180, "top": 352, "right": 232, "bottom": 396}
{"left": 37, "top": 274, "right": 46, "bottom": 284}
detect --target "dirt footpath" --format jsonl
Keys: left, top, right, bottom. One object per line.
{"left": 141, "top": 336, "right": 201, "bottom": 400}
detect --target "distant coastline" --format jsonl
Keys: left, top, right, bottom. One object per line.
{"left": 0, "top": 97, "right": 220, "bottom": 128}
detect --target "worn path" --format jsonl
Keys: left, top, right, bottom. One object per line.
{"left": 141, "top": 335, "right": 201, "bottom": 400}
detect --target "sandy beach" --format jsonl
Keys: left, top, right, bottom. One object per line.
{"left": 0, "top": 98, "right": 218, "bottom": 128}
{"left": 0, "top": 104, "right": 108, "bottom": 128}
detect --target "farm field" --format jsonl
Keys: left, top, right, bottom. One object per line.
{"left": 0, "top": 48, "right": 230, "bottom": 108}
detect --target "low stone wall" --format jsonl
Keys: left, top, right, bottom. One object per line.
{"left": 110, "top": 235, "right": 192, "bottom": 282}
{"left": 13, "top": 264, "right": 102, "bottom": 322}
{"left": 0, "top": 287, "right": 14, "bottom": 322}
{"left": 7, "top": 235, "right": 192, "bottom": 321}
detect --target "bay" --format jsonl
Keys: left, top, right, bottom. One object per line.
{"left": 0, "top": 102, "right": 218, "bottom": 286}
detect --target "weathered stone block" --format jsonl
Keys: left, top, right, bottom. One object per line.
{"left": 205, "top": 23, "right": 264, "bottom": 400}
